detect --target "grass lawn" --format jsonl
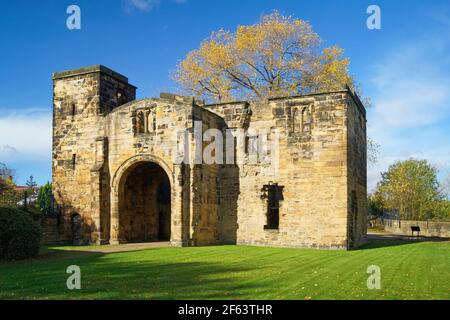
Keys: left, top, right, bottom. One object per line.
{"left": 0, "top": 239, "right": 449, "bottom": 300}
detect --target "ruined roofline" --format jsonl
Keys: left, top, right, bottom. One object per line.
{"left": 52, "top": 65, "right": 136, "bottom": 87}
{"left": 203, "top": 100, "right": 250, "bottom": 108}
{"left": 108, "top": 97, "right": 227, "bottom": 123}
{"left": 203, "top": 87, "right": 366, "bottom": 117}
{"left": 159, "top": 92, "right": 200, "bottom": 105}
{"left": 267, "top": 89, "right": 348, "bottom": 101}
{"left": 269, "top": 86, "right": 366, "bottom": 117}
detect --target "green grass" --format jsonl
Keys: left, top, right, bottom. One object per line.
{"left": 0, "top": 239, "right": 449, "bottom": 300}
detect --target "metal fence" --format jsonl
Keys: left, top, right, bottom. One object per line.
{"left": 0, "top": 189, "right": 39, "bottom": 212}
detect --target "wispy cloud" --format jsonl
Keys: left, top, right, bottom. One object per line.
{"left": 0, "top": 109, "right": 52, "bottom": 161}
{"left": 367, "top": 36, "right": 450, "bottom": 191}
{"left": 126, "top": 0, "right": 159, "bottom": 12}
{"left": 425, "top": 4, "right": 450, "bottom": 28}
{"left": 124, "top": 0, "right": 186, "bottom": 13}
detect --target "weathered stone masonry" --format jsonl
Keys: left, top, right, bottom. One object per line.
{"left": 52, "top": 65, "right": 367, "bottom": 249}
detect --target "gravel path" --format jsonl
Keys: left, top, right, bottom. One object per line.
{"left": 66, "top": 241, "right": 171, "bottom": 254}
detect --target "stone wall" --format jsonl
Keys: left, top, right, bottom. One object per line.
{"left": 34, "top": 216, "right": 59, "bottom": 245}
{"left": 52, "top": 65, "right": 136, "bottom": 244}
{"left": 52, "top": 65, "right": 368, "bottom": 249}
{"left": 381, "top": 219, "right": 450, "bottom": 238}
{"left": 345, "top": 93, "right": 368, "bottom": 248}
{"left": 189, "top": 106, "right": 227, "bottom": 245}
{"left": 205, "top": 91, "right": 368, "bottom": 249}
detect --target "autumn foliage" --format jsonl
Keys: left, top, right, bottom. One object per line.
{"left": 174, "top": 11, "right": 353, "bottom": 103}
{"left": 371, "top": 159, "right": 449, "bottom": 220}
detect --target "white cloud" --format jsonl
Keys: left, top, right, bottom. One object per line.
{"left": 369, "top": 42, "right": 450, "bottom": 133}
{"left": 125, "top": 0, "right": 160, "bottom": 12}
{"left": 367, "top": 37, "right": 450, "bottom": 192}
{"left": 0, "top": 109, "right": 52, "bottom": 161}
{"left": 124, "top": 0, "right": 185, "bottom": 12}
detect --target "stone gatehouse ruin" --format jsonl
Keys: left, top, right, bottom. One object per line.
{"left": 52, "top": 65, "right": 367, "bottom": 249}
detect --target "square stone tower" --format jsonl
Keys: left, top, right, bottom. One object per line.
{"left": 52, "top": 65, "right": 136, "bottom": 244}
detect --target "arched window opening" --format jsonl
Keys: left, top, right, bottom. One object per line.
{"left": 292, "top": 106, "right": 313, "bottom": 133}
{"left": 136, "top": 111, "right": 145, "bottom": 133}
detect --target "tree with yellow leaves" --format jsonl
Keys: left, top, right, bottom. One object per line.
{"left": 174, "top": 11, "right": 354, "bottom": 103}
{"left": 376, "top": 159, "right": 445, "bottom": 220}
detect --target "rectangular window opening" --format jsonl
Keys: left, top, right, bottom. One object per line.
{"left": 245, "top": 135, "right": 259, "bottom": 155}
{"left": 263, "top": 183, "right": 284, "bottom": 230}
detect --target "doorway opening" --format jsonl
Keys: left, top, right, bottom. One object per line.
{"left": 118, "top": 162, "right": 171, "bottom": 242}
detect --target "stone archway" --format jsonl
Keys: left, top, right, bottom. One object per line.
{"left": 110, "top": 155, "right": 186, "bottom": 246}
{"left": 110, "top": 155, "right": 175, "bottom": 244}
{"left": 116, "top": 161, "right": 171, "bottom": 243}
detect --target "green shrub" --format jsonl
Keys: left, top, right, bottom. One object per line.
{"left": 0, "top": 207, "right": 42, "bottom": 260}
{"left": 37, "top": 182, "right": 52, "bottom": 215}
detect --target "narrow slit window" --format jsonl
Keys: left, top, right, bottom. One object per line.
{"left": 71, "top": 104, "right": 76, "bottom": 118}
{"left": 152, "top": 115, "right": 157, "bottom": 132}
{"left": 302, "top": 107, "right": 310, "bottom": 132}
{"left": 292, "top": 107, "right": 299, "bottom": 133}
{"left": 72, "top": 154, "right": 76, "bottom": 170}
{"left": 244, "top": 136, "right": 250, "bottom": 154}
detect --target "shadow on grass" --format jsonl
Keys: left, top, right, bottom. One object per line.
{"left": 1, "top": 249, "right": 260, "bottom": 300}
{"left": 88, "top": 261, "right": 256, "bottom": 300}
{"left": 359, "top": 234, "right": 450, "bottom": 250}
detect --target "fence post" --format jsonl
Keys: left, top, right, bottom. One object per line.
{"left": 24, "top": 191, "right": 28, "bottom": 211}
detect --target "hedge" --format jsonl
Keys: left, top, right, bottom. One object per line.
{"left": 0, "top": 207, "right": 42, "bottom": 260}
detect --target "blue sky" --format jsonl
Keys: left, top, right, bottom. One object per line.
{"left": 0, "top": 0, "right": 449, "bottom": 191}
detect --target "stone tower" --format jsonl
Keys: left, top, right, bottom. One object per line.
{"left": 52, "top": 65, "right": 136, "bottom": 244}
